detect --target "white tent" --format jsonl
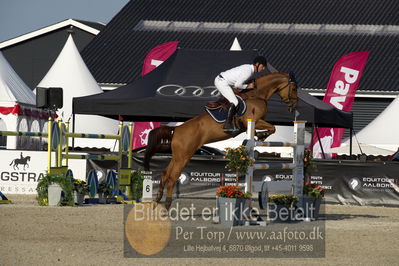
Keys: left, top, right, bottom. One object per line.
{"left": 37, "top": 35, "right": 119, "bottom": 149}
{"left": 230, "top": 37, "right": 242, "bottom": 51}
{"left": 326, "top": 143, "right": 394, "bottom": 156}
{"left": 338, "top": 94, "right": 399, "bottom": 154}
{"left": 0, "top": 52, "right": 46, "bottom": 149}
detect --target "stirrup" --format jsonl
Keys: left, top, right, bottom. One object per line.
{"left": 223, "top": 126, "right": 236, "bottom": 133}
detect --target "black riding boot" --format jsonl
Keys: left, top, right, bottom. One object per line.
{"left": 223, "top": 103, "right": 237, "bottom": 132}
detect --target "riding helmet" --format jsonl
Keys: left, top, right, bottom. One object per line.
{"left": 253, "top": 56, "right": 267, "bottom": 66}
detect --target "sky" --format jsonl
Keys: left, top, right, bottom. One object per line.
{"left": 0, "top": 0, "right": 129, "bottom": 42}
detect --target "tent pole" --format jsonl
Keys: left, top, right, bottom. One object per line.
{"left": 310, "top": 125, "right": 315, "bottom": 152}
{"left": 315, "top": 127, "right": 326, "bottom": 159}
{"left": 72, "top": 113, "right": 75, "bottom": 150}
{"left": 349, "top": 128, "right": 353, "bottom": 156}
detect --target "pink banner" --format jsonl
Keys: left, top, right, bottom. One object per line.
{"left": 132, "top": 122, "right": 161, "bottom": 150}
{"left": 311, "top": 51, "right": 369, "bottom": 158}
{"left": 132, "top": 42, "right": 178, "bottom": 149}
{"left": 141, "top": 41, "right": 179, "bottom": 76}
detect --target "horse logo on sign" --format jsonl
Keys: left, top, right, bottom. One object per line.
{"left": 9, "top": 152, "right": 31, "bottom": 170}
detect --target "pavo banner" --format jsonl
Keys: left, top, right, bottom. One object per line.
{"left": 311, "top": 51, "right": 369, "bottom": 158}
{"left": 141, "top": 41, "right": 179, "bottom": 76}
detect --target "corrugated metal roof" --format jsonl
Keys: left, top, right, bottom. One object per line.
{"left": 82, "top": 0, "right": 399, "bottom": 91}
{"left": 98, "top": 0, "right": 399, "bottom": 25}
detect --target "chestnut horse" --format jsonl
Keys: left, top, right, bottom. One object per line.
{"left": 144, "top": 72, "right": 298, "bottom": 209}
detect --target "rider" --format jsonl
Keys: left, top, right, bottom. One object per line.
{"left": 215, "top": 56, "right": 267, "bottom": 132}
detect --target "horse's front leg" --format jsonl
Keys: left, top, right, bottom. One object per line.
{"left": 255, "top": 119, "right": 276, "bottom": 141}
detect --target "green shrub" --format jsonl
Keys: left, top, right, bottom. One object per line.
{"left": 131, "top": 169, "right": 144, "bottom": 201}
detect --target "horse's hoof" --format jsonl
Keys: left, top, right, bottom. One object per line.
{"left": 164, "top": 197, "right": 173, "bottom": 210}
{"left": 151, "top": 201, "right": 158, "bottom": 210}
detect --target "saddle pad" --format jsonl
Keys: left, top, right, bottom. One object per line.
{"left": 205, "top": 95, "right": 246, "bottom": 123}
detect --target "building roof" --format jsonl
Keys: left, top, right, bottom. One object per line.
{"left": 82, "top": 0, "right": 399, "bottom": 92}
{"left": 0, "top": 19, "right": 104, "bottom": 49}
{"left": 0, "top": 52, "right": 35, "bottom": 105}
{"left": 92, "top": 0, "right": 399, "bottom": 25}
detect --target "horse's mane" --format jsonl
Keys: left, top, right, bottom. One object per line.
{"left": 240, "top": 72, "right": 283, "bottom": 98}
{"left": 244, "top": 60, "right": 284, "bottom": 84}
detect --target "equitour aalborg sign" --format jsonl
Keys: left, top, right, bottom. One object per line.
{"left": 0, "top": 150, "right": 86, "bottom": 194}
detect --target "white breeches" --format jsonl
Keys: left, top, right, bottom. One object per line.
{"left": 214, "top": 76, "right": 238, "bottom": 106}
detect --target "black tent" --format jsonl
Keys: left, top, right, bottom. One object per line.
{"left": 73, "top": 49, "right": 352, "bottom": 128}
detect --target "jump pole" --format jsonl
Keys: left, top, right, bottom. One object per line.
{"left": 292, "top": 120, "right": 306, "bottom": 208}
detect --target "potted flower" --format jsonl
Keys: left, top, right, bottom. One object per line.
{"left": 72, "top": 179, "right": 87, "bottom": 205}
{"left": 268, "top": 194, "right": 299, "bottom": 222}
{"left": 216, "top": 145, "right": 254, "bottom": 226}
{"left": 98, "top": 181, "right": 111, "bottom": 204}
{"left": 302, "top": 183, "right": 325, "bottom": 220}
{"left": 36, "top": 174, "right": 74, "bottom": 206}
{"left": 304, "top": 148, "right": 317, "bottom": 178}
{"left": 224, "top": 145, "right": 255, "bottom": 186}
{"left": 216, "top": 186, "right": 251, "bottom": 226}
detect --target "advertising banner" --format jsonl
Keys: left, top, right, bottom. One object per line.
{"left": 88, "top": 154, "right": 399, "bottom": 207}
{"left": 308, "top": 160, "right": 399, "bottom": 206}
{"left": 132, "top": 122, "right": 161, "bottom": 150}
{"left": 311, "top": 51, "right": 369, "bottom": 158}
{"left": 0, "top": 150, "right": 86, "bottom": 194}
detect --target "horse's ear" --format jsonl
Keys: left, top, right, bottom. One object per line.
{"left": 289, "top": 71, "right": 297, "bottom": 84}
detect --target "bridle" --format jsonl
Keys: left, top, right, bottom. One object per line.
{"left": 276, "top": 74, "right": 297, "bottom": 110}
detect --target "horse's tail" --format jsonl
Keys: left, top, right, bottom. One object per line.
{"left": 144, "top": 126, "right": 175, "bottom": 171}
{"left": 9, "top": 160, "right": 14, "bottom": 166}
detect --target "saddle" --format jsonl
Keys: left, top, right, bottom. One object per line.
{"left": 205, "top": 95, "right": 247, "bottom": 123}
{"left": 206, "top": 97, "right": 230, "bottom": 110}
{"left": 206, "top": 89, "right": 244, "bottom": 110}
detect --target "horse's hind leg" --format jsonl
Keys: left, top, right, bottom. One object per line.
{"left": 164, "top": 157, "right": 190, "bottom": 210}
{"left": 155, "top": 166, "right": 171, "bottom": 203}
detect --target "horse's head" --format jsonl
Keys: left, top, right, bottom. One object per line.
{"left": 255, "top": 72, "right": 298, "bottom": 113}
{"left": 274, "top": 72, "right": 298, "bottom": 113}
{"left": 26, "top": 156, "right": 31, "bottom": 161}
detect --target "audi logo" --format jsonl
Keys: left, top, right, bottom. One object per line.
{"left": 156, "top": 84, "right": 220, "bottom": 98}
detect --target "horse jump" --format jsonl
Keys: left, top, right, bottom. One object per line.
{"left": 0, "top": 119, "right": 135, "bottom": 199}
{"left": 47, "top": 119, "right": 134, "bottom": 198}
{"left": 244, "top": 119, "right": 306, "bottom": 208}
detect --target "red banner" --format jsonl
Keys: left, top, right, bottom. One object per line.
{"left": 141, "top": 41, "right": 179, "bottom": 76}
{"left": 0, "top": 105, "right": 20, "bottom": 115}
{"left": 311, "top": 51, "right": 369, "bottom": 158}
{"left": 0, "top": 104, "right": 56, "bottom": 118}
{"left": 132, "top": 122, "right": 161, "bottom": 150}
